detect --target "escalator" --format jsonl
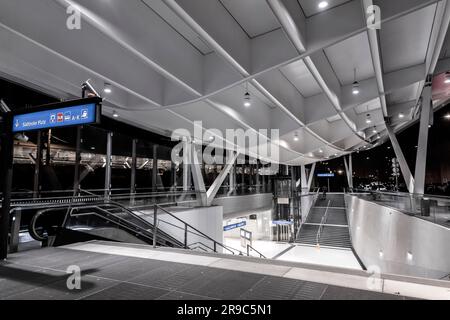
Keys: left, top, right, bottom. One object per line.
{"left": 28, "top": 202, "right": 185, "bottom": 249}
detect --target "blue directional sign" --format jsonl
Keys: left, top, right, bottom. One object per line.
{"left": 272, "top": 220, "right": 294, "bottom": 226}
{"left": 223, "top": 221, "right": 246, "bottom": 231}
{"left": 13, "top": 102, "right": 99, "bottom": 133}
{"left": 317, "top": 173, "right": 335, "bottom": 178}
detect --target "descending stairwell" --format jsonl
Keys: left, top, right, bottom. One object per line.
{"left": 296, "top": 194, "right": 353, "bottom": 249}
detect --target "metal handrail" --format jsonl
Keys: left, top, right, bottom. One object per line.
{"left": 246, "top": 244, "right": 267, "bottom": 259}
{"left": 316, "top": 200, "right": 331, "bottom": 245}
{"left": 153, "top": 204, "right": 238, "bottom": 255}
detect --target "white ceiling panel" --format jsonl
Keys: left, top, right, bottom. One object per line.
{"left": 354, "top": 98, "right": 381, "bottom": 115}
{"left": 324, "top": 32, "right": 375, "bottom": 85}
{"left": 280, "top": 60, "right": 322, "bottom": 98}
{"left": 297, "top": 0, "right": 352, "bottom": 18}
{"left": 380, "top": 5, "right": 437, "bottom": 73}
{"left": 386, "top": 82, "right": 421, "bottom": 105}
{"left": 220, "top": 0, "right": 280, "bottom": 38}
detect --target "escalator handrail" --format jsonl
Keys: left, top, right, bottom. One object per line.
{"left": 67, "top": 205, "right": 184, "bottom": 247}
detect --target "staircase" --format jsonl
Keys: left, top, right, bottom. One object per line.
{"left": 296, "top": 194, "right": 353, "bottom": 249}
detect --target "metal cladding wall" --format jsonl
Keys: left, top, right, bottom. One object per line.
{"left": 212, "top": 193, "right": 273, "bottom": 218}
{"left": 345, "top": 195, "right": 450, "bottom": 279}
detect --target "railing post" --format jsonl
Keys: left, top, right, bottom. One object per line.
{"left": 153, "top": 204, "right": 158, "bottom": 248}
{"left": 184, "top": 224, "right": 188, "bottom": 249}
{"left": 247, "top": 244, "right": 250, "bottom": 257}
{"left": 214, "top": 242, "right": 217, "bottom": 253}
{"left": 9, "top": 209, "right": 21, "bottom": 253}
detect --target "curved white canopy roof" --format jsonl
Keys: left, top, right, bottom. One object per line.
{"left": 0, "top": 0, "right": 449, "bottom": 164}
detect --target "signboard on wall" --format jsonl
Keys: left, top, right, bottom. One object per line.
{"left": 12, "top": 98, "right": 102, "bottom": 133}
{"left": 317, "top": 173, "right": 335, "bottom": 178}
{"left": 223, "top": 221, "right": 246, "bottom": 231}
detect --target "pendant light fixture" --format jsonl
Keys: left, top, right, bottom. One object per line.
{"left": 352, "top": 68, "right": 360, "bottom": 95}
{"left": 243, "top": 82, "right": 251, "bottom": 107}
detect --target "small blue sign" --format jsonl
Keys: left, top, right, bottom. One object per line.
{"left": 13, "top": 103, "right": 98, "bottom": 132}
{"left": 223, "top": 221, "right": 246, "bottom": 231}
{"left": 317, "top": 173, "right": 335, "bottom": 178}
{"left": 272, "top": 220, "right": 294, "bottom": 226}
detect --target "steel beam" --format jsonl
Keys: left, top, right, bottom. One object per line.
{"left": 300, "top": 165, "right": 308, "bottom": 194}
{"left": 307, "top": 163, "right": 316, "bottom": 192}
{"left": 206, "top": 151, "right": 239, "bottom": 206}
{"left": 190, "top": 143, "right": 207, "bottom": 206}
{"left": 386, "top": 125, "right": 415, "bottom": 193}
{"left": 414, "top": 76, "right": 433, "bottom": 195}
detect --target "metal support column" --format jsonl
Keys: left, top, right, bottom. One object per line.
{"left": 33, "top": 131, "right": 43, "bottom": 198}
{"left": 414, "top": 75, "right": 433, "bottom": 195}
{"left": 190, "top": 143, "right": 207, "bottom": 206}
{"left": 386, "top": 125, "right": 415, "bottom": 193}
{"left": 229, "top": 162, "right": 235, "bottom": 192}
{"left": 241, "top": 165, "right": 245, "bottom": 191}
{"left": 130, "top": 139, "right": 137, "bottom": 194}
{"left": 152, "top": 144, "right": 158, "bottom": 192}
{"left": 300, "top": 165, "right": 308, "bottom": 194}
{"left": 73, "top": 126, "right": 82, "bottom": 195}
{"left": 9, "top": 209, "right": 21, "bottom": 253}
{"left": 104, "top": 132, "right": 113, "bottom": 199}
{"left": 307, "top": 163, "right": 316, "bottom": 192}
{"left": 343, "top": 156, "right": 351, "bottom": 190}
{"left": 290, "top": 166, "right": 296, "bottom": 220}
{"left": 0, "top": 111, "right": 13, "bottom": 260}
{"left": 183, "top": 140, "right": 191, "bottom": 191}
{"left": 206, "top": 151, "right": 239, "bottom": 205}
{"left": 256, "top": 161, "right": 260, "bottom": 191}
{"left": 349, "top": 154, "right": 353, "bottom": 190}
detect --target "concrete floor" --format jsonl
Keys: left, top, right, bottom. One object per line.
{"left": 0, "top": 241, "right": 414, "bottom": 300}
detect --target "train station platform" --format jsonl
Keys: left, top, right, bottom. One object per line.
{"left": 1, "top": 241, "right": 449, "bottom": 300}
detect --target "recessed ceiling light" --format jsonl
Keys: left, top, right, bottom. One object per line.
{"left": 365, "top": 114, "right": 372, "bottom": 124}
{"left": 112, "top": 110, "right": 119, "bottom": 118}
{"left": 318, "top": 1, "right": 329, "bottom": 9}
{"left": 293, "top": 133, "right": 299, "bottom": 142}
{"left": 104, "top": 83, "right": 112, "bottom": 94}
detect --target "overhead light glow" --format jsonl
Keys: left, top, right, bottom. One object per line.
{"left": 352, "top": 81, "right": 360, "bottom": 95}
{"left": 366, "top": 114, "right": 372, "bottom": 124}
{"left": 112, "top": 110, "right": 119, "bottom": 118}
{"left": 104, "top": 83, "right": 112, "bottom": 94}
{"left": 243, "top": 92, "right": 251, "bottom": 107}
{"left": 318, "top": 1, "right": 329, "bottom": 9}
{"left": 399, "top": 113, "right": 405, "bottom": 119}
{"left": 444, "top": 114, "right": 450, "bottom": 119}
{"left": 294, "top": 132, "right": 299, "bottom": 142}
